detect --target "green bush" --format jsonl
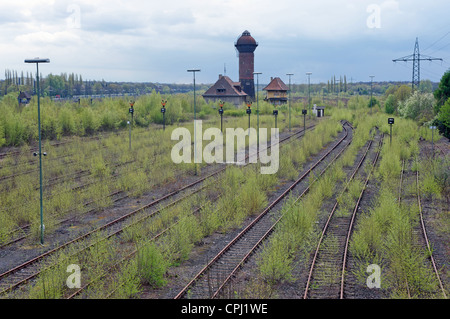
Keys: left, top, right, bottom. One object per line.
{"left": 385, "top": 94, "right": 396, "bottom": 114}
{"left": 137, "top": 243, "right": 168, "bottom": 287}
{"left": 0, "top": 121, "right": 6, "bottom": 147}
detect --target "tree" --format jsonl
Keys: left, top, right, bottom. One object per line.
{"left": 435, "top": 97, "right": 450, "bottom": 139}
{"left": 394, "top": 85, "right": 412, "bottom": 103}
{"left": 93, "top": 82, "right": 103, "bottom": 95}
{"left": 385, "top": 84, "right": 398, "bottom": 97}
{"left": 385, "top": 94, "right": 396, "bottom": 114}
{"left": 46, "top": 74, "right": 65, "bottom": 96}
{"left": 398, "top": 91, "right": 435, "bottom": 124}
{"left": 434, "top": 70, "right": 450, "bottom": 107}
{"left": 368, "top": 97, "right": 380, "bottom": 109}
{"left": 419, "top": 79, "right": 433, "bottom": 93}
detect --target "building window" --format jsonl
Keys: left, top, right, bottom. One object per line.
{"left": 217, "top": 88, "right": 226, "bottom": 93}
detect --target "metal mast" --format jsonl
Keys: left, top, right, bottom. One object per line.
{"left": 393, "top": 37, "right": 442, "bottom": 91}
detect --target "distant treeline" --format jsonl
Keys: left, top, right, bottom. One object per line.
{"left": 1, "top": 69, "right": 440, "bottom": 100}
{"left": 0, "top": 69, "right": 210, "bottom": 98}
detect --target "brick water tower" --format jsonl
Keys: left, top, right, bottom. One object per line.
{"left": 235, "top": 30, "right": 258, "bottom": 100}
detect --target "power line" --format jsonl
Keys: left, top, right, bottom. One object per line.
{"left": 428, "top": 41, "right": 450, "bottom": 56}
{"left": 393, "top": 37, "right": 442, "bottom": 90}
{"left": 422, "top": 31, "right": 450, "bottom": 52}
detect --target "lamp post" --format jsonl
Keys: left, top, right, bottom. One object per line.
{"left": 253, "top": 72, "right": 261, "bottom": 148}
{"left": 306, "top": 72, "right": 312, "bottom": 115}
{"left": 369, "top": 75, "right": 375, "bottom": 114}
{"left": 25, "top": 57, "right": 50, "bottom": 245}
{"left": 286, "top": 73, "right": 293, "bottom": 132}
{"left": 187, "top": 69, "right": 200, "bottom": 175}
{"left": 430, "top": 125, "right": 436, "bottom": 158}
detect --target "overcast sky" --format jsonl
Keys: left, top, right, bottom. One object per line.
{"left": 1, "top": 0, "right": 449, "bottom": 85}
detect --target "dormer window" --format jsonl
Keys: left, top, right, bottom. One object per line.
{"left": 216, "top": 88, "right": 226, "bottom": 93}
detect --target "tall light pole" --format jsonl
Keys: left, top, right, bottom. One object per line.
{"left": 187, "top": 69, "right": 200, "bottom": 175}
{"left": 306, "top": 72, "right": 312, "bottom": 115}
{"left": 286, "top": 73, "right": 293, "bottom": 132}
{"left": 369, "top": 75, "right": 375, "bottom": 114}
{"left": 25, "top": 57, "right": 50, "bottom": 245}
{"left": 253, "top": 72, "right": 262, "bottom": 148}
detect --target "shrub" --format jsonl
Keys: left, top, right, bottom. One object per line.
{"left": 385, "top": 94, "right": 396, "bottom": 114}
{"left": 436, "top": 98, "right": 450, "bottom": 139}
{"left": 137, "top": 243, "right": 168, "bottom": 287}
{"left": 79, "top": 107, "right": 100, "bottom": 135}
{"left": 398, "top": 91, "right": 435, "bottom": 124}
{"left": 258, "top": 236, "right": 294, "bottom": 285}
{"left": 0, "top": 121, "right": 5, "bottom": 147}
{"left": 59, "top": 107, "right": 76, "bottom": 135}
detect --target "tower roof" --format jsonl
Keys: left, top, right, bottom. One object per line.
{"left": 203, "top": 75, "right": 248, "bottom": 97}
{"left": 263, "top": 77, "right": 288, "bottom": 91}
{"left": 235, "top": 30, "right": 258, "bottom": 52}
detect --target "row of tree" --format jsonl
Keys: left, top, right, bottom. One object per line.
{"left": 0, "top": 70, "right": 210, "bottom": 99}
{"left": 2, "top": 68, "right": 441, "bottom": 99}
{"left": 383, "top": 70, "right": 450, "bottom": 138}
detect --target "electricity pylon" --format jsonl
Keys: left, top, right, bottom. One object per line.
{"left": 393, "top": 37, "right": 442, "bottom": 91}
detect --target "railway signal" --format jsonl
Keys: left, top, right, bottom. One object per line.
{"left": 161, "top": 100, "right": 167, "bottom": 130}
{"left": 273, "top": 106, "right": 278, "bottom": 130}
{"left": 388, "top": 117, "right": 394, "bottom": 145}
{"left": 218, "top": 100, "right": 224, "bottom": 133}
{"left": 129, "top": 100, "right": 135, "bottom": 124}
{"left": 128, "top": 100, "right": 135, "bottom": 151}
{"left": 302, "top": 109, "right": 307, "bottom": 133}
{"left": 246, "top": 101, "right": 252, "bottom": 132}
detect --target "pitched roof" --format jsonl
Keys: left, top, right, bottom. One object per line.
{"left": 203, "top": 75, "right": 248, "bottom": 97}
{"left": 263, "top": 77, "right": 288, "bottom": 91}
{"left": 18, "top": 91, "right": 32, "bottom": 99}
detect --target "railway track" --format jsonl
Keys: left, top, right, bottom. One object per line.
{"left": 0, "top": 124, "right": 314, "bottom": 297}
{"left": 0, "top": 124, "right": 315, "bottom": 249}
{"left": 0, "top": 131, "right": 170, "bottom": 182}
{"left": 415, "top": 170, "right": 447, "bottom": 298}
{"left": 396, "top": 155, "right": 447, "bottom": 298}
{"left": 174, "top": 121, "right": 353, "bottom": 299}
{"left": 0, "top": 158, "right": 197, "bottom": 249}
{"left": 0, "top": 123, "right": 168, "bottom": 162}
{"left": 303, "top": 132, "right": 383, "bottom": 299}
{"left": 66, "top": 191, "right": 223, "bottom": 299}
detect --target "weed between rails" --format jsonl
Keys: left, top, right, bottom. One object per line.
{"left": 255, "top": 119, "right": 348, "bottom": 289}
{"left": 0, "top": 115, "right": 299, "bottom": 245}
{"left": 349, "top": 115, "right": 445, "bottom": 298}
{"left": 7, "top": 116, "right": 312, "bottom": 298}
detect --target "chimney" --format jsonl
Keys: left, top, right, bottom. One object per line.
{"left": 219, "top": 74, "right": 223, "bottom": 79}
{"left": 270, "top": 77, "right": 273, "bottom": 81}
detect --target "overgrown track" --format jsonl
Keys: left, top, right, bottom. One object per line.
{"left": 0, "top": 159, "right": 208, "bottom": 249}
{"left": 303, "top": 132, "right": 383, "bottom": 299}
{"left": 174, "top": 121, "right": 353, "bottom": 299}
{"left": 0, "top": 125, "right": 314, "bottom": 296}
{"left": 416, "top": 170, "right": 447, "bottom": 298}
{"left": 0, "top": 124, "right": 315, "bottom": 249}
{"left": 397, "top": 158, "right": 447, "bottom": 299}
